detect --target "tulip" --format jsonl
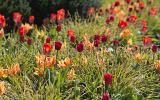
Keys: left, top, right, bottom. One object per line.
{"left": 29, "top": 15, "right": 35, "bottom": 24}
{"left": 13, "top": 12, "right": 22, "bottom": 24}
{"left": 46, "top": 37, "right": 51, "bottom": 43}
{"left": 0, "top": 14, "right": 6, "bottom": 28}
{"left": 27, "top": 38, "right": 32, "bottom": 45}
{"left": 43, "top": 43, "right": 52, "bottom": 54}
{"left": 104, "top": 73, "right": 112, "bottom": 85}
{"left": 55, "top": 41, "right": 62, "bottom": 50}
{"left": 102, "top": 92, "right": 110, "bottom": 100}
{"left": 152, "top": 44, "right": 158, "bottom": 53}
{"left": 76, "top": 43, "right": 84, "bottom": 52}
{"left": 118, "top": 20, "right": 128, "bottom": 29}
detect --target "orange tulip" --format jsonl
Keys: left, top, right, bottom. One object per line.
{"left": 0, "top": 81, "right": 6, "bottom": 95}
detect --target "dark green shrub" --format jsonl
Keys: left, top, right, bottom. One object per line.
{"left": 28, "top": 0, "right": 101, "bottom": 25}
{"left": 0, "top": 0, "right": 31, "bottom": 20}
{"left": 0, "top": 0, "right": 31, "bottom": 32}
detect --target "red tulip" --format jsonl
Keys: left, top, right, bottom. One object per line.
{"left": 115, "top": 1, "right": 120, "bottom": 7}
{"left": 50, "top": 13, "right": 57, "bottom": 22}
{"left": 20, "top": 36, "right": 25, "bottom": 43}
{"left": 27, "top": 38, "right": 32, "bottom": 45}
{"left": 94, "top": 34, "right": 100, "bottom": 41}
{"left": 118, "top": 20, "right": 128, "bottom": 29}
{"left": 46, "top": 37, "right": 51, "bottom": 43}
{"left": 143, "top": 36, "right": 152, "bottom": 46}
{"left": 76, "top": 43, "right": 84, "bottom": 52}
{"left": 139, "top": 2, "right": 145, "bottom": 9}
{"left": 19, "top": 26, "right": 26, "bottom": 37}
{"left": 57, "top": 9, "right": 65, "bottom": 21}
{"left": 70, "top": 35, "right": 75, "bottom": 43}
{"left": 127, "top": 15, "right": 138, "bottom": 23}
{"left": 102, "top": 92, "right": 110, "bottom": 100}
{"left": 13, "top": 12, "right": 22, "bottom": 23}
{"left": 43, "top": 43, "right": 52, "bottom": 54}
{"left": 29, "top": 15, "right": 35, "bottom": 24}
{"left": 56, "top": 24, "right": 62, "bottom": 32}
{"left": 152, "top": 44, "right": 158, "bottom": 53}
{"left": 0, "top": 14, "right": 6, "bottom": 28}
{"left": 106, "top": 15, "right": 114, "bottom": 24}
{"left": 104, "top": 73, "right": 112, "bottom": 85}
{"left": 87, "top": 7, "right": 95, "bottom": 15}
{"left": 125, "top": 0, "right": 131, "bottom": 4}
{"left": 55, "top": 41, "right": 62, "bottom": 50}
{"left": 67, "top": 29, "right": 75, "bottom": 37}
{"left": 101, "top": 34, "right": 107, "bottom": 43}
{"left": 113, "top": 40, "right": 120, "bottom": 46}
{"left": 94, "top": 39, "right": 100, "bottom": 47}
{"left": 141, "top": 26, "right": 148, "bottom": 33}
{"left": 149, "top": 7, "right": 158, "bottom": 16}
{"left": 141, "top": 20, "right": 147, "bottom": 26}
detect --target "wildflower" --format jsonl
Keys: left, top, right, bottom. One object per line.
{"left": 104, "top": 73, "right": 112, "bottom": 85}
{"left": 120, "top": 29, "right": 132, "bottom": 38}
{"left": 43, "top": 43, "right": 52, "bottom": 54}
{"left": 67, "top": 69, "right": 76, "bottom": 80}
{"left": 50, "top": 13, "right": 57, "bottom": 22}
{"left": 0, "top": 14, "right": 6, "bottom": 28}
{"left": 152, "top": 44, "right": 158, "bottom": 53}
{"left": 8, "top": 64, "right": 20, "bottom": 75}
{"left": 155, "top": 60, "right": 160, "bottom": 72}
{"left": 13, "top": 12, "right": 22, "bottom": 23}
{"left": 0, "top": 81, "right": 6, "bottom": 95}
{"left": 102, "top": 92, "right": 110, "bottom": 100}
{"left": 55, "top": 41, "right": 62, "bottom": 50}
{"left": 27, "top": 38, "right": 32, "bottom": 45}
{"left": 143, "top": 36, "right": 152, "bottom": 46}
{"left": 118, "top": 20, "right": 128, "bottom": 29}
{"left": 29, "top": 15, "right": 35, "bottom": 24}
{"left": 76, "top": 43, "right": 84, "bottom": 52}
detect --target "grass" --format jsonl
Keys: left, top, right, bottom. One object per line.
{"left": 0, "top": 0, "right": 160, "bottom": 100}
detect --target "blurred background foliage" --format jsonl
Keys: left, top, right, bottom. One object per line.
{"left": 0, "top": 0, "right": 101, "bottom": 25}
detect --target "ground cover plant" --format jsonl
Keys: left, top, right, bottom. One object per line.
{"left": 0, "top": 0, "right": 160, "bottom": 99}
